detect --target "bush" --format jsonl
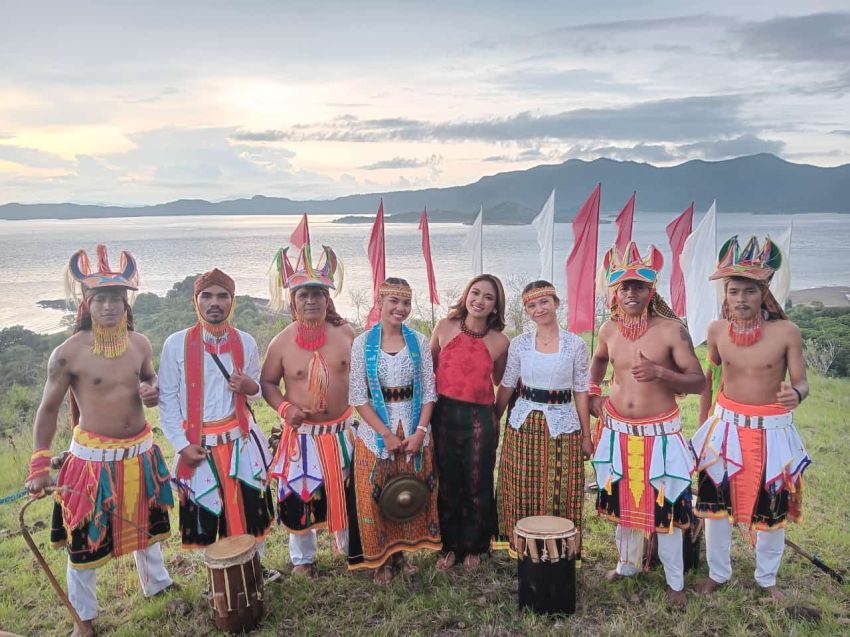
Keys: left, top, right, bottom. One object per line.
{"left": 788, "top": 305, "right": 850, "bottom": 377}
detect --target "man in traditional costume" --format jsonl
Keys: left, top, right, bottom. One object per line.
{"left": 158, "top": 268, "right": 278, "bottom": 580}
{"left": 25, "top": 245, "right": 173, "bottom": 636}
{"left": 590, "top": 242, "right": 704, "bottom": 606}
{"left": 261, "top": 244, "right": 356, "bottom": 577}
{"left": 692, "top": 236, "right": 811, "bottom": 599}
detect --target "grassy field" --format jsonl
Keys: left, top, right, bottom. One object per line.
{"left": 0, "top": 374, "right": 848, "bottom": 636}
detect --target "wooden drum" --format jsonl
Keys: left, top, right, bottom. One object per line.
{"left": 203, "top": 534, "right": 264, "bottom": 633}
{"left": 514, "top": 515, "right": 578, "bottom": 615}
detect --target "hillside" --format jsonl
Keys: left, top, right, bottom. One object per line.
{"left": 2, "top": 154, "right": 849, "bottom": 222}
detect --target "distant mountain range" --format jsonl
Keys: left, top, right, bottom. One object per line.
{"left": 3, "top": 154, "right": 849, "bottom": 223}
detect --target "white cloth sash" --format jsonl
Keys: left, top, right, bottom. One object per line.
{"left": 70, "top": 433, "right": 153, "bottom": 462}
{"left": 592, "top": 409, "right": 695, "bottom": 504}
{"left": 690, "top": 402, "right": 810, "bottom": 492}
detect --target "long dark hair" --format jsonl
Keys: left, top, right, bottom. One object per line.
{"left": 448, "top": 274, "right": 506, "bottom": 332}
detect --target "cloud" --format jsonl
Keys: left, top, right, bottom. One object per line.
{"left": 489, "top": 68, "right": 637, "bottom": 94}
{"left": 235, "top": 95, "right": 752, "bottom": 145}
{"left": 830, "top": 129, "right": 850, "bottom": 136}
{"left": 0, "top": 144, "right": 73, "bottom": 169}
{"left": 737, "top": 12, "right": 850, "bottom": 63}
{"left": 676, "top": 134, "right": 785, "bottom": 160}
{"left": 359, "top": 154, "right": 443, "bottom": 170}
{"left": 561, "top": 142, "right": 677, "bottom": 164}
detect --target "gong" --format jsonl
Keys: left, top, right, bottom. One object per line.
{"left": 379, "top": 474, "right": 429, "bottom": 522}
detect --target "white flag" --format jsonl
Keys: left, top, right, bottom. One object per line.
{"left": 680, "top": 200, "right": 719, "bottom": 346}
{"left": 470, "top": 205, "right": 483, "bottom": 275}
{"left": 770, "top": 219, "right": 793, "bottom": 309}
{"left": 531, "top": 189, "right": 555, "bottom": 281}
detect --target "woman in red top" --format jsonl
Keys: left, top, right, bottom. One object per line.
{"left": 430, "top": 274, "right": 509, "bottom": 570}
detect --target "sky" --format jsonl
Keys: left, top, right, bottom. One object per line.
{"left": 1, "top": 1, "right": 849, "bottom": 206}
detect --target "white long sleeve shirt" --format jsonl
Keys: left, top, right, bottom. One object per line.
{"left": 157, "top": 327, "right": 262, "bottom": 453}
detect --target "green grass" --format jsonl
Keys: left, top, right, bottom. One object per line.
{"left": 1, "top": 375, "right": 848, "bottom": 636}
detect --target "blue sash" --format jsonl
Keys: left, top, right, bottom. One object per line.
{"left": 364, "top": 322, "right": 422, "bottom": 468}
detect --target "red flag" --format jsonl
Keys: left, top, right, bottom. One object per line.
{"left": 418, "top": 208, "right": 440, "bottom": 305}
{"left": 665, "top": 202, "right": 694, "bottom": 317}
{"left": 614, "top": 191, "right": 636, "bottom": 253}
{"left": 289, "top": 213, "right": 310, "bottom": 249}
{"left": 566, "top": 183, "right": 601, "bottom": 333}
{"left": 366, "top": 200, "right": 386, "bottom": 327}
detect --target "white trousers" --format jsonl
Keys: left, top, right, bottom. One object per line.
{"left": 288, "top": 529, "right": 349, "bottom": 565}
{"left": 66, "top": 543, "right": 172, "bottom": 621}
{"left": 704, "top": 517, "right": 785, "bottom": 588}
{"left": 614, "top": 525, "right": 685, "bottom": 592}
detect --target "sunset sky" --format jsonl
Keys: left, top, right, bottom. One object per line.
{"left": 1, "top": 1, "right": 849, "bottom": 205}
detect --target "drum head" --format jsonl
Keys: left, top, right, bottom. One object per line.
{"left": 379, "top": 474, "right": 429, "bottom": 522}
{"left": 515, "top": 515, "right": 575, "bottom": 539}
{"left": 204, "top": 534, "right": 257, "bottom": 567}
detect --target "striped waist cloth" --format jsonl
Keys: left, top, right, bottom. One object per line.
{"left": 603, "top": 409, "right": 681, "bottom": 437}
{"left": 368, "top": 384, "right": 414, "bottom": 403}
{"left": 296, "top": 412, "right": 355, "bottom": 436}
{"left": 714, "top": 404, "right": 792, "bottom": 430}
{"left": 69, "top": 429, "right": 154, "bottom": 462}
{"left": 518, "top": 382, "right": 572, "bottom": 405}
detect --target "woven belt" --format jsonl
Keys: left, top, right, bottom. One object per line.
{"left": 202, "top": 424, "right": 245, "bottom": 447}
{"left": 296, "top": 418, "right": 352, "bottom": 436}
{"left": 715, "top": 406, "right": 791, "bottom": 430}
{"left": 518, "top": 382, "right": 572, "bottom": 405}
{"left": 604, "top": 414, "right": 681, "bottom": 437}
{"left": 69, "top": 434, "right": 153, "bottom": 462}
{"left": 369, "top": 384, "right": 414, "bottom": 403}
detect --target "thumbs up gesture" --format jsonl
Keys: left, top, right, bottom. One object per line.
{"left": 776, "top": 381, "right": 800, "bottom": 409}
{"left": 631, "top": 349, "right": 660, "bottom": 383}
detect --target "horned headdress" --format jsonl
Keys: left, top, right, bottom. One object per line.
{"left": 268, "top": 244, "right": 344, "bottom": 312}
{"left": 64, "top": 244, "right": 140, "bottom": 307}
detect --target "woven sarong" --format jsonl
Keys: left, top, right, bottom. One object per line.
{"left": 494, "top": 409, "right": 584, "bottom": 556}
{"left": 431, "top": 396, "right": 498, "bottom": 559}
{"left": 50, "top": 424, "right": 172, "bottom": 569}
{"left": 347, "top": 436, "right": 441, "bottom": 570}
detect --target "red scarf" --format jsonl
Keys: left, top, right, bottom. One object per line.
{"left": 176, "top": 323, "right": 248, "bottom": 480}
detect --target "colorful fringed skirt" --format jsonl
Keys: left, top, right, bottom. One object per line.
{"left": 494, "top": 410, "right": 584, "bottom": 556}
{"left": 50, "top": 424, "right": 173, "bottom": 569}
{"left": 431, "top": 395, "right": 498, "bottom": 560}
{"left": 691, "top": 393, "right": 810, "bottom": 530}
{"left": 175, "top": 416, "right": 275, "bottom": 548}
{"left": 593, "top": 402, "right": 693, "bottom": 535}
{"left": 347, "top": 436, "right": 441, "bottom": 571}
{"left": 270, "top": 409, "right": 356, "bottom": 535}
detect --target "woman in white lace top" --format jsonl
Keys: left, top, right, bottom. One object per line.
{"left": 347, "top": 278, "right": 441, "bottom": 584}
{"left": 493, "top": 280, "right": 592, "bottom": 557}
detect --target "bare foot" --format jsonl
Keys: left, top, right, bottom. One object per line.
{"left": 694, "top": 577, "right": 723, "bottom": 595}
{"left": 463, "top": 554, "right": 482, "bottom": 571}
{"left": 436, "top": 551, "right": 456, "bottom": 572}
{"left": 763, "top": 585, "right": 786, "bottom": 601}
{"left": 291, "top": 563, "right": 317, "bottom": 579}
{"left": 605, "top": 569, "right": 624, "bottom": 582}
{"left": 373, "top": 564, "right": 394, "bottom": 585}
{"left": 666, "top": 587, "right": 688, "bottom": 607}
{"left": 71, "top": 620, "right": 95, "bottom": 637}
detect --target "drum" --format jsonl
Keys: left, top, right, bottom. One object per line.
{"left": 514, "top": 516, "right": 578, "bottom": 615}
{"left": 203, "top": 534, "right": 264, "bottom": 634}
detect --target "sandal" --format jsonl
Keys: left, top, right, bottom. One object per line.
{"left": 373, "top": 564, "right": 394, "bottom": 585}
{"left": 436, "top": 551, "right": 456, "bottom": 572}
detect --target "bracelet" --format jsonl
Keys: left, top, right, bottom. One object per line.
{"left": 277, "top": 400, "right": 292, "bottom": 419}
{"left": 589, "top": 383, "right": 603, "bottom": 397}
{"left": 792, "top": 387, "right": 803, "bottom": 404}
{"left": 27, "top": 449, "right": 52, "bottom": 482}
{"left": 416, "top": 425, "right": 429, "bottom": 434}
